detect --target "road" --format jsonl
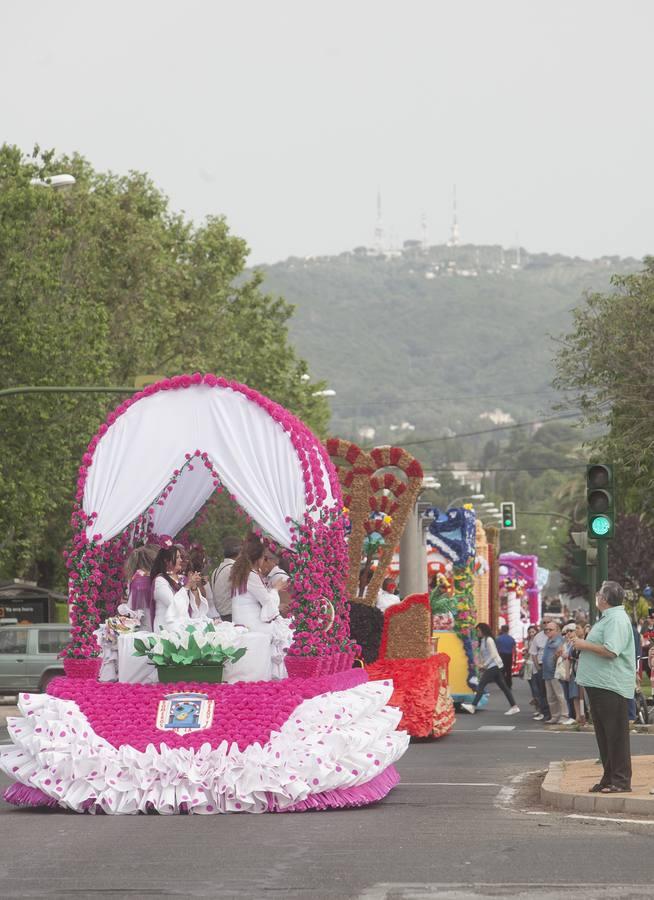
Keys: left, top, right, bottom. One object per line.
{"left": 1, "top": 678, "right": 653, "bottom": 899}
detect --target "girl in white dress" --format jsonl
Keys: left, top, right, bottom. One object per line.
{"left": 230, "top": 535, "right": 293, "bottom": 679}
{"left": 151, "top": 545, "right": 201, "bottom": 632}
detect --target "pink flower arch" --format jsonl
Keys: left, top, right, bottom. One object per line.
{"left": 64, "top": 374, "right": 354, "bottom": 661}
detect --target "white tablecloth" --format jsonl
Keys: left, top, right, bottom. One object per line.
{"left": 116, "top": 631, "right": 273, "bottom": 684}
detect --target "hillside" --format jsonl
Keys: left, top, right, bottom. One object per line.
{"left": 257, "top": 244, "right": 639, "bottom": 457}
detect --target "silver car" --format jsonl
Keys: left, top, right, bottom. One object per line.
{"left": 0, "top": 624, "right": 70, "bottom": 693}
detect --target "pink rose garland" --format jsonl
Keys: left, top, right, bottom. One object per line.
{"left": 66, "top": 374, "right": 351, "bottom": 660}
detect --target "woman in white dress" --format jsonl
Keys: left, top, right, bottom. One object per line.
{"left": 151, "top": 545, "right": 201, "bottom": 632}
{"left": 230, "top": 535, "right": 293, "bottom": 679}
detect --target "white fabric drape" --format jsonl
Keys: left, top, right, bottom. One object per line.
{"left": 83, "top": 384, "right": 335, "bottom": 547}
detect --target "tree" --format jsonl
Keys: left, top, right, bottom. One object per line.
{"left": 0, "top": 144, "right": 329, "bottom": 587}
{"left": 554, "top": 259, "right": 654, "bottom": 515}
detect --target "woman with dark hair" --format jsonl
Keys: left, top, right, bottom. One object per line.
{"left": 230, "top": 535, "right": 292, "bottom": 679}
{"left": 185, "top": 546, "right": 220, "bottom": 621}
{"left": 151, "top": 545, "right": 201, "bottom": 632}
{"left": 124, "top": 544, "right": 159, "bottom": 630}
{"left": 461, "top": 623, "right": 520, "bottom": 716}
{"left": 230, "top": 535, "right": 280, "bottom": 629}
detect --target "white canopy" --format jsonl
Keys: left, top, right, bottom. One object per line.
{"left": 83, "top": 383, "right": 335, "bottom": 548}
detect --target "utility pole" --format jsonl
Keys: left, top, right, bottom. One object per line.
{"left": 399, "top": 501, "right": 427, "bottom": 597}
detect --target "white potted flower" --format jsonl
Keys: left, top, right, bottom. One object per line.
{"left": 133, "top": 622, "right": 247, "bottom": 683}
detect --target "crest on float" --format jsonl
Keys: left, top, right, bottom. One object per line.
{"left": 156, "top": 692, "right": 215, "bottom": 735}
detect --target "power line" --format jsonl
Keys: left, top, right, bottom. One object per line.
{"left": 383, "top": 411, "right": 581, "bottom": 448}
{"left": 427, "top": 464, "right": 586, "bottom": 473}
{"left": 331, "top": 388, "right": 562, "bottom": 411}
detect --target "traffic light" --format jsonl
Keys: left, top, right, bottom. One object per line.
{"left": 501, "top": 501, "right": 516, "bottom": 530}
{"left": 586, "top": 463, "right": 615, "bottom": 540}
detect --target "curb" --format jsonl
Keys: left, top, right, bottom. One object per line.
{"left": 540, "top": 723, "right": 654, "bottom": 734}
{"left": 541, "top": 760, "right": 654, "bottom": 816}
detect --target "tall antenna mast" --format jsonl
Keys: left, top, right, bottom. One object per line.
{"left": 374, "top": 189, "right": 384, "bottom": 252}
{"left": 448, "top": 184, "right": 460, "bottom": 247}
{"left": 421, "top": 210, "right": 428, "bottom": 250}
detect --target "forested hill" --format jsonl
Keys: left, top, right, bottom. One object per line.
{"left": 257, "top": 244, "right": 639, "bottom": 453}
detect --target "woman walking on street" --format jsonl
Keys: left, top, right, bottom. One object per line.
{"left": 462, "top": 623, "right": 520, "bottom": 716}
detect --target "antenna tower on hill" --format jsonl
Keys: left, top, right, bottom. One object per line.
{"left": 374, "top": 190, "right": 384, "bottom": 253}
{"left": 447, "top": 185, "right": 460, "bottom": 247}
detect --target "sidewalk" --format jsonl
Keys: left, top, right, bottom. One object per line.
{"left": 542, "top": 755, "right": 654, "bottom": 815}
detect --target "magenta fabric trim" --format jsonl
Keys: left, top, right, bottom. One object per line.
{"left": 270, "top": 765, "right": 401, "bottom": 812}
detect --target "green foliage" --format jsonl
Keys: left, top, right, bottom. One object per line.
{"left": 0, "top": 144, "right": 329, "bottom": 587}
{"left": 258, "top": 249, "right": 638, "bottom": 444}
{"left": 554, "top": 259, "right": 654, "bottom": 514}
{"left": 478, "top": 423, "right": 586, "bottom": 572}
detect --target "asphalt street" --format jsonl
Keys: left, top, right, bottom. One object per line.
{"left": 1, "top": 679, "right": 653, "bottom": 899}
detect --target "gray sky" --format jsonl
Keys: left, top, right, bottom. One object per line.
{"left": 3, "top": 0, "right": 652, "bottom": 264}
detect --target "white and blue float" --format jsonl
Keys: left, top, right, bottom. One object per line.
{"left": 1, "top": 374, "right": 409, "bottom": 814}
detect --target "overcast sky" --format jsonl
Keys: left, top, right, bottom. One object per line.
{"left": 3, "top": 0, "right": 652, "bottom": 264}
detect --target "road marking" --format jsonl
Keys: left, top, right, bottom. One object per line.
{"left": 477, "top": 725, "right": 515, "bottom": 731}
{"left": 494, "top": 769, "right": 545, "bottom": 811}
{"left": 398, "top": 781, "right": 500, "bottom": 787}
{"left": 567, "top": 813, "right": 654, "bottom": 825}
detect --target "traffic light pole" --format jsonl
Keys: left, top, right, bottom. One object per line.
{"left": 596, "top": 541, "right": 609, "bottom": 589}
{"left": 587, "top": 555, "right": 598, "bottom": 626}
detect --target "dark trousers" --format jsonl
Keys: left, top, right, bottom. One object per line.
{"left": 500, "top": 652, "right": 514, "bottom": 687}
{"left": 531, "top": 668, "right": 550, "bottom": 718}
{"left": 585, "top": 686, "right": 632, "bottom": 790}
{"left": 472, "top": 665, "right": 516, "bottom": 709}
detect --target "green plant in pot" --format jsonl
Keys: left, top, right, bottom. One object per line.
{"left": 133, "top": 621, "right": 247, "bottom": 683}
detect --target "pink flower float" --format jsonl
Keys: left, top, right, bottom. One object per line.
{"left": 2, "top": 375, "right": 407, "bottom": 814}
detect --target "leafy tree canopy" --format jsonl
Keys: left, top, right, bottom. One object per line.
{"left": 554, "top": 258, "right": 654, "bottom": 515}
{"left": 0, "top": 144, "right": 328, "bottom": 587}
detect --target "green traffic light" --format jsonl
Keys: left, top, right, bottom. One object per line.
{"left": 504, "top": 518, "right": 511, "bottom": 527}
{"left": 590, "top": 515, "right": 611, "bottom": 536}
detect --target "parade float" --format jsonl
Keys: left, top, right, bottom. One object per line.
{"left": 325, "top": 439, "right": 455, "bottom": 738}
{"left": 1, "top": 375, "right": 410, "bottom": 814}
{"left": 425, "top": 507, "right": 489, "bottom": 706}
{"left": 498, "top": 552, "right": 548, "bottom": 673}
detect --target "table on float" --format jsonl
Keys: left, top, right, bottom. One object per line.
{"left": 116, "top": 631, "right": 274, "bottom": 684}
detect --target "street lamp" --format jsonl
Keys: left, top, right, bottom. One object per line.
{"left": 422, "top": 476, "right": 441, "bottom": 490}
{"left": 30, "top": 173, "right": 76, "bottom": 191}
{"left": 447, "top": 493, "right": 484, "bottom": 508}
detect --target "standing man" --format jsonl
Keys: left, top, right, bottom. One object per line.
{"left": 530, "top": 621, "right": 551, "bottom": 722}
{"left": 495, "top": 624, "right": 516, "bottom": 687}
{"left": 210, "top": 536, "right": 242, "bottom": 622}
{"left": 573, "top": 581, "right": 635, "bottom": 794}
{"left": 542, "top": 621, "right": 575, "bottom": 725}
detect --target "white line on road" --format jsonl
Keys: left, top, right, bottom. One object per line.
{"left": 477, "top": 725, "right": 515, "bottom": 731}
{"left": 398, "top": 782, "right": 500, "bottom": 787}
{"left": 567, "top": 813, "right": 654, "bottom": 825}
{"left": 494, "top": 769, "right": 545, "bottom": 811}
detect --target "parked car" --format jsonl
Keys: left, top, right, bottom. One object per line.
{"left": 0, "top": 623, "right": 70, "bottom": 693}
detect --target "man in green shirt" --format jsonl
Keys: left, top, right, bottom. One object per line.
{"left": 573, "top": 580, "right": 635, "bottom": 793}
